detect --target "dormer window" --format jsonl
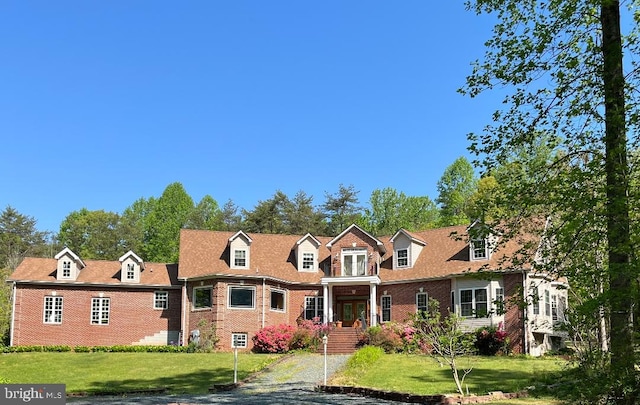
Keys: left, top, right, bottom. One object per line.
{"left": 396, "top": 249, "right": 409, "bottom": 268}
{"left": 118, "top": 250, "right": 144, "bottom": 283}
{"left": 62, "top": 261, "right": 71, "bottom": 278}
{"left": 302, "top": 252, "right": 315, "bottom": 270}
{"left": 233, "top": 249, "right": 247, "bottom": 268}
{"left": 126, "top": 263, "right": 136, "bottom": 280}
{"left": 54, "top": 247, "right": 85, "bottom": 281}
{"left": 294, "top": 233, "right": 321, "bottom": 272}
{"left": 471, "top": 238, "right": 488, "bottom": 260}
{"left": 229, "top": 231, "right": 252, "bottom": 270}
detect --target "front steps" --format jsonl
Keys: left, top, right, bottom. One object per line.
{"left": 320, "top": 327, "right": 360, "bottom": 354}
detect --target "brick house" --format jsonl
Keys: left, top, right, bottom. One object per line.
{"left": 7, "top": 223, "right": 568, "bottom": 355}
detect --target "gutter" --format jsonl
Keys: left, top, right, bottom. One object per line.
{"left": 262, "top": 277, "right": 266, "bottom": 328}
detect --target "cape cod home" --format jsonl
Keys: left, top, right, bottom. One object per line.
{"left": 7, "top": 223, "right": 568, "bottom": 355}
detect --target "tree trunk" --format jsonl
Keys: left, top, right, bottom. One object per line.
{"left": 601, "top": 1, "right": 635, "bottom": 402}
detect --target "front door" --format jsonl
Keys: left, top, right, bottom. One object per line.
{"left": 339, "top": 300, "right": 368, "bottom": 327}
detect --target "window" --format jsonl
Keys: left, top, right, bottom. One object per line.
{"left": 471, "top": 239, "right": 487, "bottom": 260}
{"left": 91, "top": 297, "right": 110, "bottom": 325}
{"left": 559, "top": 296, "right": 567, "bottom": 321}
{"left": 304, "top": 296, "right": 324, "bottom": 320}
{"left": 231, "top": 333, "right": 248, "bottom": 348}
{"left": 551, "top": 294, "right": 558, "bottom": 321}
{"left": 270, "top": 289, "right": 285, "bottom": 311}
{"left": 396, "top": 249, "right": 408, "bottom": 268}
{"left": 233, "top": 249, "right": 247, "bottom": 268}
{"left": 154, "top": 291, "right": 168, "bottom": 309}
{"left": 194, "top": 286, "right": 212, "bottom": 309}
{"left": 544, "top": 290, "right": 551, "bottom": 316}
{"left": 416, "top": 292, "right": 428, "bottom": 313}
{"left": 381, "top": 295, "right": 391, "bottom": 322}
{"left": 342, "top": 249, "right": 367, "bottom": 276}
{"left": 126, "top": 263, "right": 136, "bottom": 280}
{"left": 460, "top": 288, "right": 488, "bottom": 317}
{"left": 532, "top": 286, "right": 540, "bottom": 315}
{"left": 43, "top": 296, "right": 63, "bottom": 324}
{"left": 494, "top": 287, "right": 505, "bottom": 315}
{"left": 302, "top": 252, "right": 315, "bottom": 270}
{"left": 62, "top": 261, "right": 71, "bottom": 278}
{"left": 228, "top": 286, "right": 255, "bottom": 309}
{"left": 475, "top": 289, "right": 488, "bottom": 316}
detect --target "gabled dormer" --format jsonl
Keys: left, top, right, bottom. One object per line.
{"left": 467, "top": 220, "right": 497, "bottom": 261}
{"left": 229, "top": 231, "right": 252, "bottom": 269}
{"left": 295, "top": 233, "right": 321, "bottom": 272}
{"left": 389, "top": 229, "right": 426, "bottom": 269}
{"left": 326, "top": 224, "right": 386, "bottom": 277}
{"left": 54, "top": 247, "right": 85, "bottom": 281}
{"left": 118, "top": 250, "right": 145, "bottom": 283}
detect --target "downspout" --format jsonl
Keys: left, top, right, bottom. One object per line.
{"left": 262, "top": 277, "right": 266, "bottom": 328}
{"left": 10, "top": 282, "right": 16, "bottom": 347}
{"left": 522, "top": 270, "right": 529, "bottom": 355}
{"left": 181, "top": 279, "right": 188, "bottom": 346}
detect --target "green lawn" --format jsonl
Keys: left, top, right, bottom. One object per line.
{"left": 0, "top": 352, "right": 280, "bottom": 394}
{"left": 330, "top": 353, "right": 569, "bottom": 401}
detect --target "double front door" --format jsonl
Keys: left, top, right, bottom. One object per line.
{"left": 338, "top": 300, "right": 367, "bottom": 327}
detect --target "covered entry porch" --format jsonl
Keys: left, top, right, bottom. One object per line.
{"left": 321, "top": 275, "right": 381, "bottom": 328}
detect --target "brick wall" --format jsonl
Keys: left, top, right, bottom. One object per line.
{"left": 379, "top": 279, "right": 452, "bottom": 322}
{"left": 12, "top": 285, "right": 181, "bottom": 346}
{"left": 184, "top": 278, "right": 321, "bottom": 351}
{"left": 503, "top": 273, "right": 525, "bottom": 354}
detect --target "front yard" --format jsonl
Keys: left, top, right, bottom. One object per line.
{"left": 0, "top": 352, "right": 280, "bottom": 394}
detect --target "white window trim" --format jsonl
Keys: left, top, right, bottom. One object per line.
{"left": 231, "top": 333, "right": 248, "bottom": 348}
{"left": 459, "top": 288, "right": 489, "bottom": 317}
{"left": 193, "top": 285, "right": 213, "bottom": 310}
{"left": 154, "top": 291, "right": 169, "bottom": 310}
{"left": 270, "top": 288, "right": 286, "bottom": 312}
{"left": 301, "top": 252, "right": 316, "bottom": 271}
{"left": 470, "top": 238, "right": 488, "bottom": 260}
{"left": 228, "top": 285, "right": 256, "bottom": 310}
{"left": 232, "top": 248, "right": 249, "bottom": 269}
{"left": 304, "top": 296, "right": 324, "bottom": 320}
{"left": 341, "top": 248, "right": 368, "bottom": 277}
{"left": 416, "top": 292, "right": 428, "bottom": 313}
{"left": 381, "top": 295, "right": 392, "bottom": 322}
{"left": 126, "top": 263, "right": 136, "bottom": 280}
{"left": 91, "top": 297, "right": 110, "bottom": 325}
{"left": 62, "top": 261, "right": 71, "bottom": 278}
{"left": 396, "top": 249, "right": 409, "bottom": 268}
{"left": 43, "top": 296, "right": 63, "bottom": 324}
{"left": 532, "top": 285, "right": 540, "bottom": 315}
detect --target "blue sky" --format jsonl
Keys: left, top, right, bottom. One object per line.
{"left": 1, "top": 1, "right": 500, "bottom": 233}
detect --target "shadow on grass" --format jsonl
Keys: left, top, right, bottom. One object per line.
{"left": 79, "top": 367, "right": 243, "bottom": 395}
{"left": 411, "top": 365, "right": 563, "bottom": 395}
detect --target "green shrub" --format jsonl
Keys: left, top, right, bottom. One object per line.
{"left": 43, "top": 345, "right": 72, "bottom": 352}
{"left": 348, "top": 346, "right": 384, "bottom": 369}
{"left": 358, "top": 325, "right": 403, "bottom": 353}
{"left": 73, "top": 346, "right": 91, "bottom": 353}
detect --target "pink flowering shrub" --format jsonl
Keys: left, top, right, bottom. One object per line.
{"left": 358, "top": 322, "right": 417, "bottom": 353}
{"left": 252, "top": 324, "right": 296, "bottom": 353}
{"left": 474, "top": 323, "right": 510, "bottom": 355}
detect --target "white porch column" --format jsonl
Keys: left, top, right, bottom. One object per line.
{"left": 328, "top": 284, "right": 334, "bottom": 323}
{"left": 323, "top": 284, "right": 329, "bottom": 324}
{"left": 370, "top": 283, "right": 377, "bottom": 327}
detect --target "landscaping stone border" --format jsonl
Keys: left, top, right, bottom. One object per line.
{"left": 315, "top": 385, "right": 529, "bottom": 404}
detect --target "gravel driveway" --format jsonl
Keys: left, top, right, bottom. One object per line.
{"left": 66, "top": 354, "right": 414, "bottom": 404}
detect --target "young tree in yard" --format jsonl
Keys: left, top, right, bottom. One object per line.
{"left": 410, "top": 300, "right": 476, "bottom": 397}
{"left": 462, "top": 1, "right": 639, "bottom": 401}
